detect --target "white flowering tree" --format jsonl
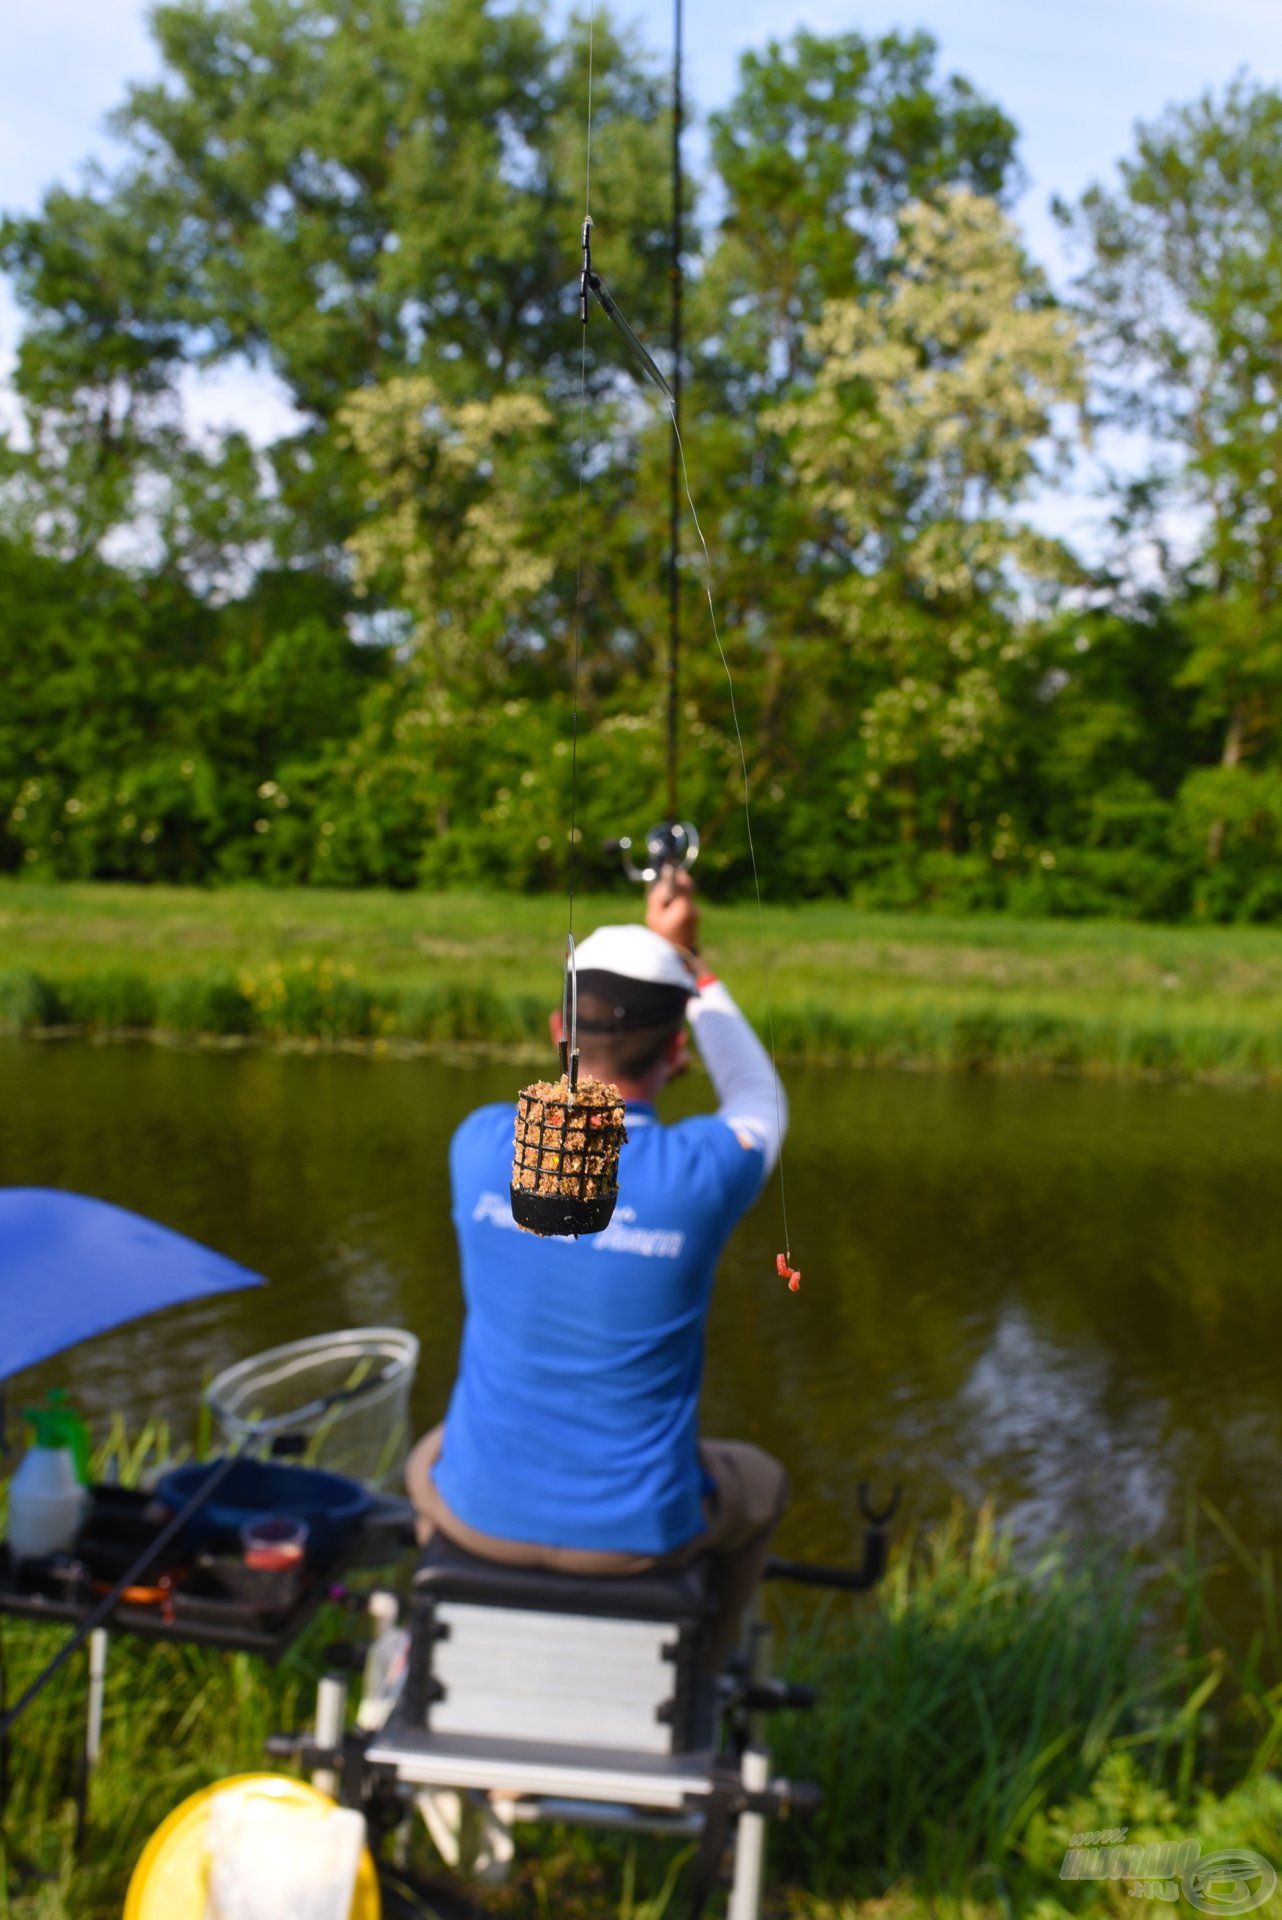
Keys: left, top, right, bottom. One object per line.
{"left": 768, "top": 188, "right": 1083, "bottom": 849}
{"left": 339, "top": 376, "right": 554, "bottom": 682}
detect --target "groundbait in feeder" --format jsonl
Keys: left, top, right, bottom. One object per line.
{"left": 510, "top": 1076, "right": 627, "bottom": 1237}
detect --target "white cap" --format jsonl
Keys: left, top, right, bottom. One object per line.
{"left": 573, "top": 925, "right": 698, "bottom": 995}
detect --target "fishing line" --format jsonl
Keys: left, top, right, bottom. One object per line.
{"left": 573, "top": 12, "right": 796, "bottom": 1267}
{"left": 567, "top": 332, "right": 586, "bottom": 948}
{"left": 669, "top": 408, "right": 794, "bottom": 1267}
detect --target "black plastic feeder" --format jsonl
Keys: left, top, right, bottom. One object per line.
{"left": 510, "top": 937, "right": 627, "bottom": 1237}
{"left": 510, "top": 1080, "right": 627, "bottom": 1238}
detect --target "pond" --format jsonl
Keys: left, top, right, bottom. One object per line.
{"left": 4, "top": 1037, "right": 1280, "bottom": 1605}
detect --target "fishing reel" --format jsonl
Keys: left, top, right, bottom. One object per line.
{"left": 606, "top": 821, "right": 700, "bottom": 887}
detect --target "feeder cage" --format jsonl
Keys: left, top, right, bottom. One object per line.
{"left": 510, "top": 1076, "right": 627, "bottom": 1237}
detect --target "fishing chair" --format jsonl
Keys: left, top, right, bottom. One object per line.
{"left": 282, "top": 1491, "right": 899, "bottom": 1920}
{"left": 358, "top": 1535, "right": 818, "bottom": 1919}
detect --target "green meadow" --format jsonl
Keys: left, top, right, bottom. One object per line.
{"left": 2, "top": 881, "right": 1281, "bottom": 1083}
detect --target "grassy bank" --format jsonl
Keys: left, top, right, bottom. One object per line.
{"left": 2, "top": 881, "right": 1282, "bottom": 1082}
{"left": 2, "top": 1460, "right": 1279, "bottom": 1920}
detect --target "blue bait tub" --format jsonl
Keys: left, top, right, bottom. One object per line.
{"left": 156, "top": 1458, "right": 373, "bottom": 1562}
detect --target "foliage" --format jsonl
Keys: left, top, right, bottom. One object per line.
{"left": 768, "top": 188, "right": 1083, "bottom": 850}
{"left": 0, "top": 969, "right": 56, "bottom": 1031}
{"left": 155, "top": 971, "right": 254, "bottom": 1036}
{"left": 1174, "top": 766, "right": 1282, "bottom": 922}
{"left": 339, "top": 378, "right": 554, "bottom": 684}
{"left": 701, "top": 26, "right": 1019, "bottom": 382}
{"left": 773, "top": 1503, "right": 1282, "bottom": 1908}
{"left": 1061, "top": 76, "right": 1282, "bottom": 839}
{"left": 1, "top": 15, "right": 1281, "bottom": 916}
{"left": 772, "top": 1506, "right": 1142, "bottom": 1894}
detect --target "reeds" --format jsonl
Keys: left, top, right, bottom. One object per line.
{"left": 769, "top": 1502, "right": 1282, "bottom": 1910}
{"left": 0, "top": 966, "right": 549, "bottom": 1052}
{"left": 4, "top": 962, "right": 1282, "bottom": 1084}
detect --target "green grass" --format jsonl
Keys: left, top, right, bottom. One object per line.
{"left": 2, "top": 880, "right": 1282, "bottom": 1081}
{"left": 3, "top": 1465, "right": 1280, "bottom": 1920}
{"left": 0, "top": 1420, "right": 325, "bottom": 1920}
{"left": 771, "top": 1503, "right": 1282, "bottom": 1910}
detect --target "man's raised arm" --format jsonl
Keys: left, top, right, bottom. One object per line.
{"left": 646, "top": 872, "right": 789, "bottom": 1175}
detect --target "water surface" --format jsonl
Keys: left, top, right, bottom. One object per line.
{"left": 3, "top": 1039, "right": 1280, "bottom": 1594}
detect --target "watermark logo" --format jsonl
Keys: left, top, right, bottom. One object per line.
{"left": 1059, "top": 1827, "right": 1274, "bottom": 1904}
{"left": 1060, "top": 1831, "right": 1277, "bottom": 1912}
{"left": 1185, "top": 1852, "right": 1279, "bottom": 1914}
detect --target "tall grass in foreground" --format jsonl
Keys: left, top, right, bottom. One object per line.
{"left": 772, "top": 1505, "right": 1282, "bottom": 1916}
{"left": 1, "top": 1468, "right": 1279, "bottom": 1919}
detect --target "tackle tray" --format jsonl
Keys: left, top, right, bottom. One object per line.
{"left": 0, "top": 1488, "right": 416, "bottom": 1659}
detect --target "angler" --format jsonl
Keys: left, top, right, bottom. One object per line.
{"left": 406, "top": 864, "right": 789, "bottom": 1666}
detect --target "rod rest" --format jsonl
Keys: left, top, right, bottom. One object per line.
{"left": 766, "top": 1484, "right": 901, "bottom": 1593}
{"left": 760, "top": 1778, "right": 824, "bottom": 1821}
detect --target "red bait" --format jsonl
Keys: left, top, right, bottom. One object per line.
{"left": 776, "top": 1252, "right": 801, "bottom": 1292}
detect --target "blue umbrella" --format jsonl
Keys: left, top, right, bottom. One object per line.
{"left": 0, "top": 1189, "right": 266, "bottom": 1745}
{"left": 0, "top": 1188, "right": 265, "bottom": 1381}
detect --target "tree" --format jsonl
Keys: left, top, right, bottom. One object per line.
{"left": 768, "top": 190, "right": 1083, "bottom": 849}
{"left": 702, "top": 28, "right": 1018, "bottom": 389}
{"left": 339, "top": 375, "right": 553, "bottom": 684}
{"left": 1, "top": 0, "right": 673, "bottom": 579}
{"left": 653, "top": 29, "right": 1023, "bottom": 881}
{"left": 1061, "top": 78, "right": 1282, "bottom": 802}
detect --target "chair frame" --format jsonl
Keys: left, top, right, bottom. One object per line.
{"left": 273, "top": 1492, "right": 898, "bottom": 1920}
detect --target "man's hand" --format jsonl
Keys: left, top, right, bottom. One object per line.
{"left": 646, "top": 866, "right": 700, "bottom": 956}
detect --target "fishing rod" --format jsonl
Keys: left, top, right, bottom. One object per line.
{"left": 597, "top": 0, "right": 694, "bottom": 896}
{"left": 668, "top": 0, "right": 683, "bottom": 827}
{"left": 583, "top": 207, "right": 699, "bottom": 895}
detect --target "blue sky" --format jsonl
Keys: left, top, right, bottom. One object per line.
{"left": 3, "top": 0, "right": 1282, "bottom": 547}
{"left": 6, "top": 0, "right": 1281, "bottom": 241}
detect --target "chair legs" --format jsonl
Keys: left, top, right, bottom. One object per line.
{"left": 311, "top": 1672, "right": 349, "bottom": 1801}
{"left": 726, "top": 1747, "right": 770, "bottom": 1920}
{"left": 416, "top": 1789, "right": 515, "bottom": 1885}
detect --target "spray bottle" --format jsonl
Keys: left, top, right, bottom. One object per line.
{"left": 7, "top": 1390, "right": 91, "bottom": 1564}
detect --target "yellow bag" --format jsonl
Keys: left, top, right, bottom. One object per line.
{"left": 123, "top": 1772, "right": 380, "bottom": 1920}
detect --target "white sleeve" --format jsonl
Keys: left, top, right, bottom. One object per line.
{"left": 686, "top": 977, "right": 788, "bottom": 1175}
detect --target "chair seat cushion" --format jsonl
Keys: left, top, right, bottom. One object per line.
{"left": 414, "top": 1530, "right": 713, "bottom": 1621}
